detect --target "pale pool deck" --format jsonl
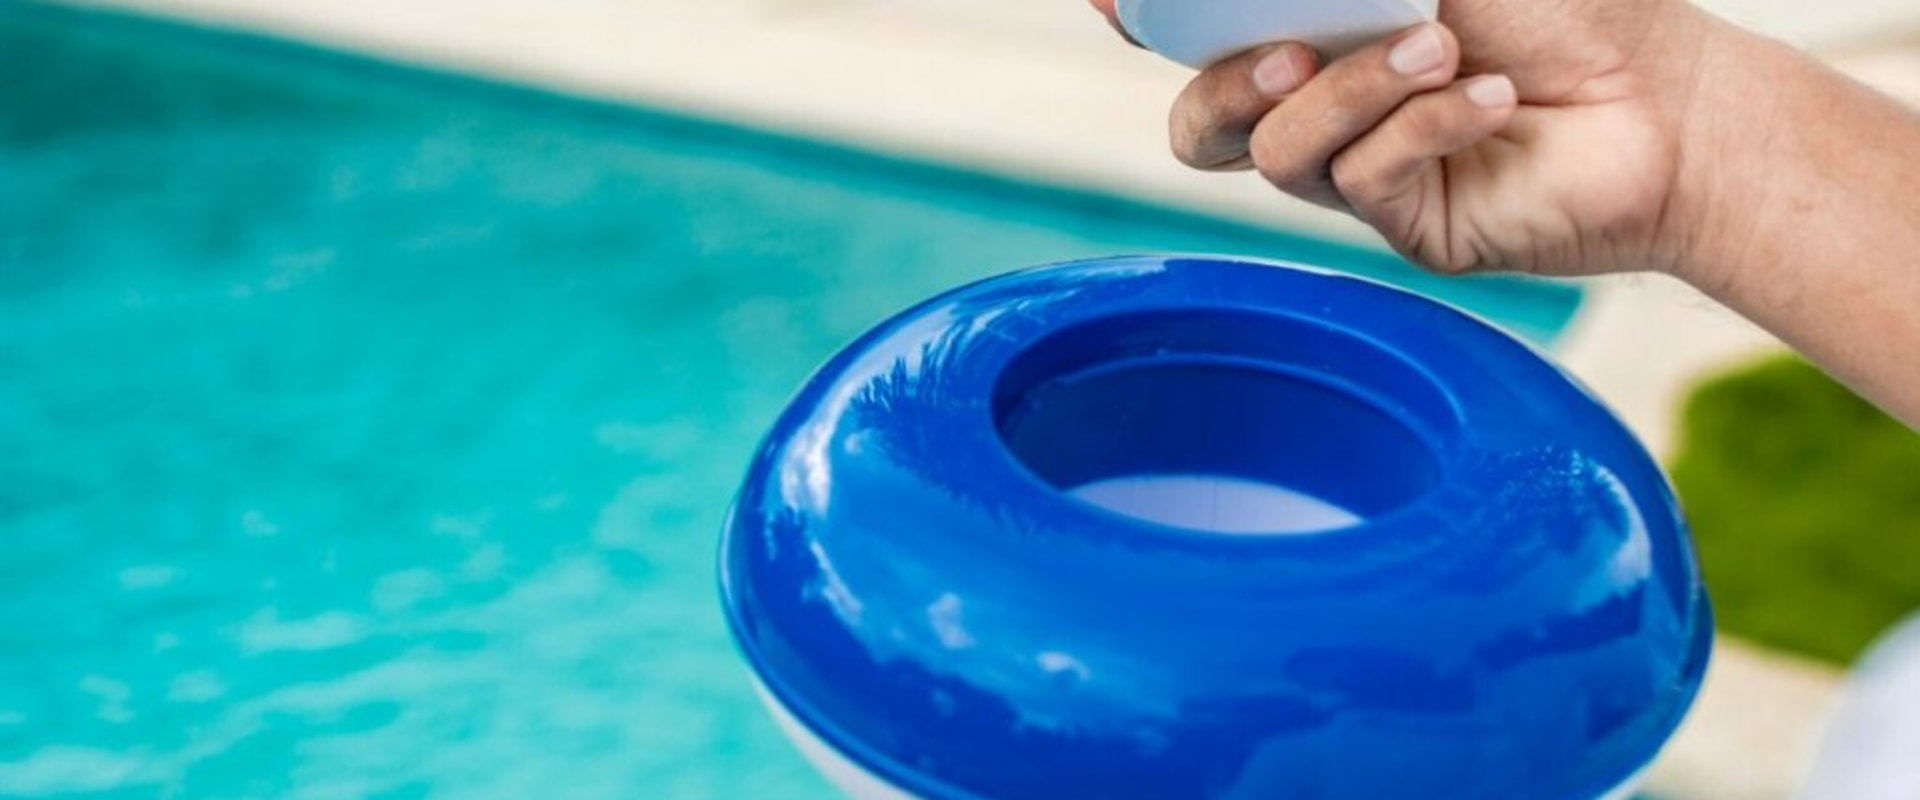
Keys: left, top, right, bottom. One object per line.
{"left": 60, "top": 1, "right": 1920, "bottom": 798}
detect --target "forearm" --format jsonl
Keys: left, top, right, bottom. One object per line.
{"left": 1671, "top": 19, "right": 1920, "bottom": 427}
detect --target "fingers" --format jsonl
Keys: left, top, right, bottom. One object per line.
{"left": 1246, "top": 23, "right": 1464, "bottom": 209}
{"left": 1331, "top": 75, "right": 1520, "bottom": 268}
{"left": 1171, "top": 44, "right": 1320, "bottom": 171}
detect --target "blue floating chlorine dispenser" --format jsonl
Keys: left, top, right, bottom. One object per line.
{"left": 719, "top": 256, "right": 1711, "bottom": 800}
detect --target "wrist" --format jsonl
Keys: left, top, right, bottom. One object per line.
{"left": 1657, "top": 16, "right": 1798, "bottom": 292}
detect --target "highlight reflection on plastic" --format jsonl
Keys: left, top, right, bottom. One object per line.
{"left": 718, "top": 256, "right": 1711, "bottom": 800}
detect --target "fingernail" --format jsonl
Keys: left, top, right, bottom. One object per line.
{"left": 1253, "top": 46, "right": 1305, "bottom": 96}
{"left": 1466, "top": 75, "right": 1517, "bottom": 108}
{"left": 1388, "top": 25, "right": 1446, "bottom": 76}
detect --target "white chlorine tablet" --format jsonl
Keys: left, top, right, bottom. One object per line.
{"left": 1119, "top": 0, "right": 1440, "bottom": 69}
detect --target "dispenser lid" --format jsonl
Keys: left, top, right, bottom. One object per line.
{"left": 1119, "top": 0, "right": 1439, "bottom": 68}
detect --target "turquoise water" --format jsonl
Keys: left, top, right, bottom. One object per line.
{"left": 0, "top": 3, "right": 1582, "bottom": 797}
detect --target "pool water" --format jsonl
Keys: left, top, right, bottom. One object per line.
{"left": 0, "top": 2, "right": 1582, "bottom": 797}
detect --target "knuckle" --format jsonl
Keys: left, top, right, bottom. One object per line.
{"left": 1308, "top": 82, "right": 1366, "bottom": 131}
{"left": 1249, "top": 132, "right": 1315, "bottom": 191}
{"left": 1328, "top": 156, "right": 1380, "bottom": 201}
{"left": 1397, "top": 103, "right": 1445, "bottom": 144}
{"left": 1258, "top": 162, "right": 1322, "bottom": 196}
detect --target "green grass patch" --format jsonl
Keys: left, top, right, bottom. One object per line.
{"left": 1671, "top": 355, "right": 1920, "bottom": 665}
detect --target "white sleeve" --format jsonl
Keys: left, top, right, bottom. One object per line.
{"left": 1797, "top": 613, "right": 1920, "bottom": 800}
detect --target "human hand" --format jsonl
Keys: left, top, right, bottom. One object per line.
{"left": 1088, "top": 0, "right": 1718, "bottom": 278}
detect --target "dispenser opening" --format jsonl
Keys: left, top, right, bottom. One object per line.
{"left": 992, "top": 309, "right": 1449, "bottom": 535}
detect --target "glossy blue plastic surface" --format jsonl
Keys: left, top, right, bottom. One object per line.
{"left": 719, "top": 256, "right": 1711, "bottom": 800}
